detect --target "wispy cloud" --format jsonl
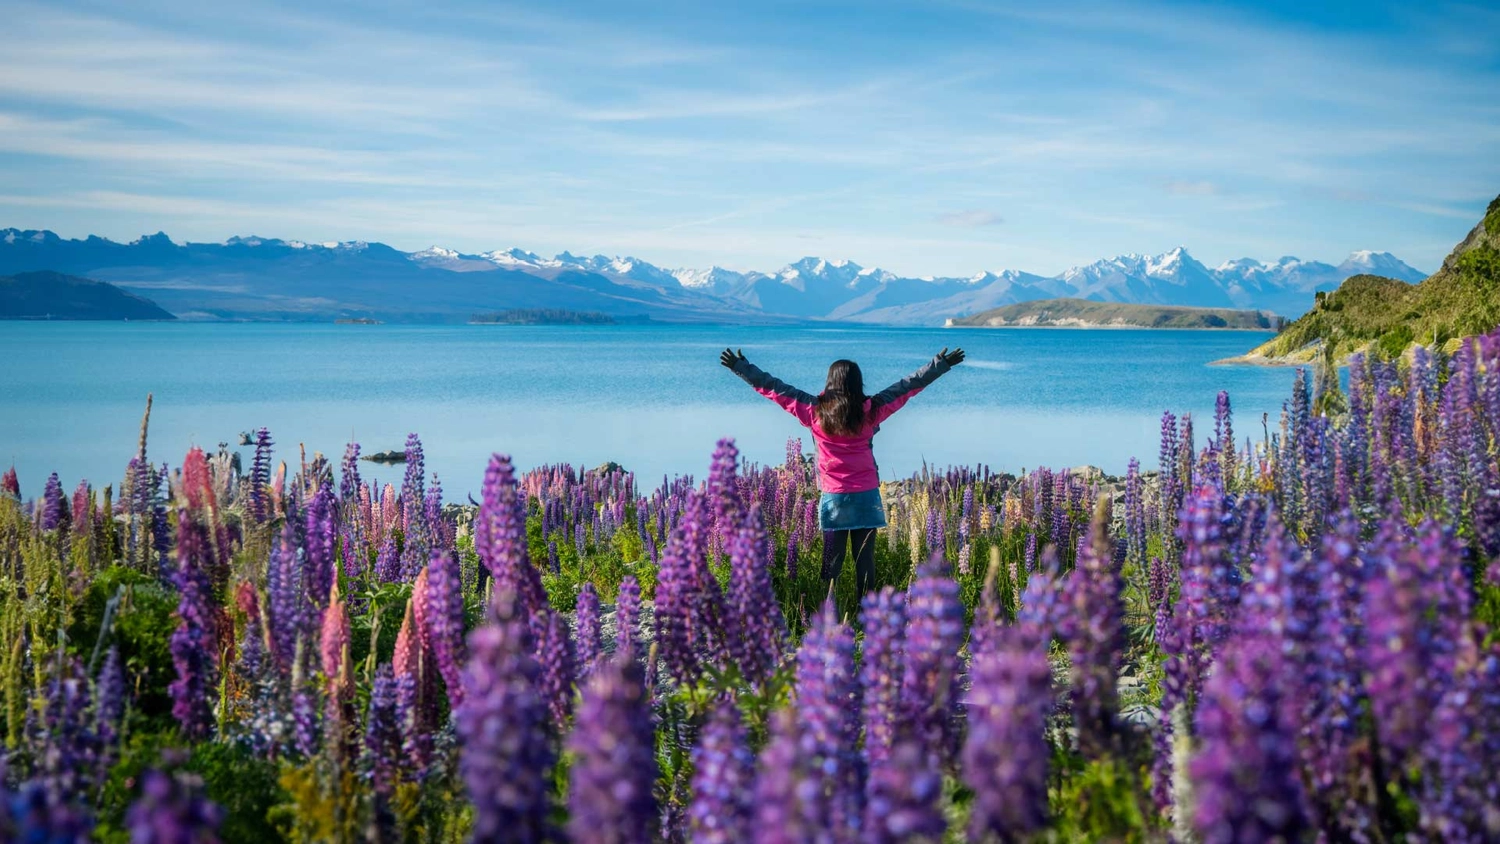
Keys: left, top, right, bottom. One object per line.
{"left": 935, "top": 210, "right": 1004, "bottom": 227}
{"left": 0, "top": 0, "right": 1495, "bottom": 276}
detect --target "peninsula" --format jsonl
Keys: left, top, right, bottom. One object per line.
{"left": 945, "top": 298, "right": 1282, "bottom": 330}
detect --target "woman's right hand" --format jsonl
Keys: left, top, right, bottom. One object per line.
{"left": 720, "top": 348, "right": 746, "bottom": 368}
{"left": 938, "top": 347, "right": 966, "bottom": 366}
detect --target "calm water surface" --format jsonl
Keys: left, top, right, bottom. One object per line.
{"left": 0, "top": 323, "right": 1295, "bottom": 498}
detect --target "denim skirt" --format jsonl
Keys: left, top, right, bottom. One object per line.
{"left": 818, "top": 489, "right": 888, "bottom": 531}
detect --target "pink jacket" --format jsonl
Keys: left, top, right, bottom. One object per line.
{"left": 731, "top": 354, "right": 953, "bottom": 493}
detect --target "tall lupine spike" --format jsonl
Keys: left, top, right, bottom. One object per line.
{"left": 794, "top": 598, "right": 864, "bottom": 840}
{"left": 94, "top": 646, "right": 126, "bottom": 784}
{"left": 2, "top": 780, "right": 95, "bottom": 840}
{"left": 566, "top": 652, "right": 658, "bottom": 844}
{"left": 249, "top": 428, "right": 273, "bottom": 523}
{"left": 425, "top": 474, "right": 451, "bottom": 552}
{"left": 751, "top": 710, "right": 822, "bottom": 844}
{"left": 169, "top": 512, "right": 218, "bottom": 741}
{"left": 37, "top": 657, "right": 99, "bottom": 799}
{"left": 859, "top": 587, "right": 906, "bottom": 769}
{"left": 41, "top": 471, "right": 67, "bottom": 533}
{"left": 304, "top": 482, "right": 336, "bottom": 611}
{"left": 725, "top": 504, "right": 785, "bottom": 686}
{"left": 0, "top": 465, "right": 17, "bottom": 498}
{"left": 391, "top": 597, "right": 434, "bottom": 772}
{"left": 124, "top": 768, "right": 224, "bottom": 844}
{"left": 320, "top": 579, "right": 352, "bottom": 723}
{"left": 537, "top": 611, "right": 576, "bottom": 730}
{"left": 964, "top": 623, "right": 1052, "bottom": 841}
{"left": 234, "top": 581, "right": 265, "bottom": 682}
{"left": 1063, "top": 497, "right": 1124, "bottom": 759}
{"left": 1158, "top": 412, "right": 1181, "bottom": 558}
{"left": 614, "top": 575, "right": 641, "bottom": 658}
{"left": 476, "top": 454, "right": 548, "bottom": 634}
{"left": 575, "top": 583, "right": 602, "bottom": 678}
{"left": 1215, "top": 390, "right": 1235, "bottom": 490}
{"left": 423, "top": 550, "right": 467, "bottom": 709}
{"left": 708, "top": 437, "right": 745, "bottom": 544}
{"left": 364, "top": 664, "right": 403, "bottom": 800}
{"left": 457, "top": 591, "right": 556, "bottom": 844}
{"left": 900, "top": 556, "right": 965, "bottom": 767}
{"left": 655, "top": 490, "right": 707, "bottom": 685}
{"left": 374, "top": 536, "right": 399, "bottom": 583}
{"left": 339, "top": 442, "right": 361, "bottom": 501}
{"left": 862, "top": 740, "right": 946, "bottom": 844}
{"left": 266, "top": 527, "right": 303, "bottom": 677}
{"left": 690, "top": 700, "right": 755, "bottom": 844}
{"left": 1190, "top": 628, "right": 1308, "bottom": 843}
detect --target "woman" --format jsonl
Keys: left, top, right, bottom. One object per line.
{"left": 720, "top": 346, "right": 965, "bottom": 594}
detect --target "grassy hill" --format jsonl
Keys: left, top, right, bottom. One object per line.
{"left": 947, "top": 297, "right": 1282, "bottom": 330}
{"left": 1239, "top": 193, "right": 1500, "bottom": 364}
{"left": 0, "top": 270, "right": 175, "bottom": 320}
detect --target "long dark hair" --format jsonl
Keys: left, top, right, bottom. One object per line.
{"left": 817, "top": 359, "right": 866, "bottom": 436}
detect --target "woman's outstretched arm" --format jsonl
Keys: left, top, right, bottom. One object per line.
{"left": 721, "top": 348, "right": 818, "bottom": 427}
{"left": 869, "top": 347, "right": 965, "bottom": 424}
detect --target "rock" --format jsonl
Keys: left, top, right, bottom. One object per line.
{"left": 237, "top": 431, "right": 254, "bottom": 446}
{"left": 594, "top": 461, "right": 627, "bottom": 476}
{"left": 361, "top": 450, "right": 407, "bottom": 464}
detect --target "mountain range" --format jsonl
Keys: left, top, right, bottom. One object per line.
{"left": 0, "top": 228, "right": 1427, "bottom": 324}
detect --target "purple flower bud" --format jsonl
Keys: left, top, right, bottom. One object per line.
{"left": 795, "top": 598, "right": 864, "bottom": 839}
{"left": 615, "top": 575, "right": 641, "bottom": 658}
{"left": 169, "top": 513, "right": 218, "bottom": 741}
{"left": 900, "top": 556, "right": 964, "bottom": 766}
{"left": 862, "top": 741, "right": 945, "bottom": 844}
{"left": 751, "top": 710, "right": 821, "bottom": 844}
{"left": 964, "top": 625, "right": 1051, "bottom": 840}
{"left": 124, "top": 769, "right": 224, "bottom": 844}
{"left": 726, "top": 504, "right": 785, "bottom": 685}
{"left": 566, "top": 653, "right": 658, "bottom": 844}
{"left": 859, "top": 587, "right": 905, "bottom": 769}
{"left": 690, "top": 701, "right": 755, "bottom": 844}
{"left": 423, "top": 549, "right": 467, "bottom": 709}
{"left": 575, "top": 583, "right": 602, "bottom": 677}
{"left": 537, "top": 610, "right": 576, "bottom": 729}
{"left": 457, "top": 592, "right": 556, "bottom": 843}
{"left": 364, "top": 664, "right": 402, "bottom": 799}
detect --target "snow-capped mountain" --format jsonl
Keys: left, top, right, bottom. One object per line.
{"left": 0, "top": 227, "right": 1428, "bottom": 324}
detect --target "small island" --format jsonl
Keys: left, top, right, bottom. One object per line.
{"left": 946, "top": 298, "right": 1282, "bottom": 330}
{"left": 335, "top": 317, "right": 383, "bottom": 325}
{"left": 470, "top": 308, "right": 635, "bottom": 325}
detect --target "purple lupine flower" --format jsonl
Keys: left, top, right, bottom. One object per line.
{"left": 924, "top": 506, "right": 943, "bottom": 559}
{"left": 863, "top": 741, "right": 946, "bottom": 844}
{"left": 655, "top": 489, "right": 721, "bottom": 685}
{"left": 425, "top": 474, "right": 451, "bottom": 551}
{"left": 457, "top": 592, "right": 556, "bottom": 843}
{"left": 537, "top": 610, "right": 576, "bottom": 729}
{"left": 547, "top": 540, "right": 559, "bottom": 574}
{"left": 248, "top": 428, "right": 273, "bottom": 523}
{"left": 859, "top": 587, "right": 906, "bottom": 769}
{"left": 1215, "top": 390, "right": 1235, "bottom": 488}
{"left": 575, "top": 583, "right": 603, "bottom": 677}
{"left": 900, "top": 556, "right": 965, "bottom": 766}
{"left": 1023, "top": 532, "right": 1037, "bottom": 573}
{"left": 795, "top": 598, "right": 864, "bottom": 840}
{"left": 1063, "top": 501, "right": 1124, "bottom": 759}
{"left": 964, "top": 624, "right": 1051, "bottom": 841}
{"left": 1124, "top": 458, "right": 1145, "bottom": 568}
{"left": 291, "top": 670, "right": 321, "bottom": 758}
{"left": 726, "top": 504, "right": 785, "bottom": 685}
{"left": 690, "top": 701, "right": 755, "bottom": 844}
{"left": 169, "top": 514, "right": 218, "bottom": 741}
{"left": 304, "top": 482, "right": 336, "bottom": 609}
{"left": 124, "top": 769, "right": 224, "bottom": 844}
{"left": 266, "top": 527, "right": 304, "bottom": 675}
{"left": 785, "top": 533, "right": 799, "bottom": 580}
{"left": 566, "top": 653, "right": 658, "bottom": 844}
{"left": 708, "top": 437, "right": 745, "bottom": 538}
{"left": 475, "top": 455, "right": 548, "bottom": 635}
{"left": 1190, "top": 633, "right": 1307, "bottom": 844}
{"left": 2, "top": 780, "right": 94, "bottom": 842}
{"left": 751, "top": 710, "right": 821, "bottom": 844}
{"left": 37, "top": 658, "right": 99, "bottom": 799}
{"left": 364, "top": 664, "right": 403, "bottom": 799}
{"left": 339, "top": 442, "right": 361, "bottom": 501}
{"left": 1158, "top": 412, "right": 1180, "bottom": 555}
{"left": 615, "top": 575, "right": 641, "bottom": 657}
{"left": 41, "top": 471, "right": 67, "bottom": 532}
{"left": 95, "top": 646, "right": 126, "bottom": 783}
{"left": 374, "top": 536, "right": 400, "bottom": 583}
{"left": 423, "top": 549, "right": 467, "bottom": 709}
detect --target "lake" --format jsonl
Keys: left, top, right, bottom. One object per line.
{"left": 0, "top": 323, "right": 1295, "bottom": 499}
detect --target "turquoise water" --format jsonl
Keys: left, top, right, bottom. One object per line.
{"left": 0, "top": 323, "right": 1294, "bottom": 498}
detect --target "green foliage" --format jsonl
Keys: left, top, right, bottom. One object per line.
{"left": 68, "top": 565, "right": 180, "bottom": 722}
{"left": 1375, "top": 324, "right": 1415, "bottom": 359}
{"left": 95, "top": 732, "right": 286, "bottom": 844}
{"left": 1485, "top": 192, "right": 1500, "bottom": 236}
{"left": 1049, "top": 756, "right": 1156, "bottom": 842}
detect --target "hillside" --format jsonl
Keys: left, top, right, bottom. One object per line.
{"left": 0, "top": 228, "right": 1424, "bottom": 324}
{"left": 1234, "top": 194, "right": 1500, "bottom": 364}
{"left": 0, "top": 271, "right": 174, "bottom": 320}
{"left": 946, "top": 298, "right": 1282, "bottom": 330}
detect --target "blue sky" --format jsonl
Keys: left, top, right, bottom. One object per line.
{"left": 0, "top": 0, "right": 1496, "bottom": 277}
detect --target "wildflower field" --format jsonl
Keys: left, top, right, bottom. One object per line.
{"left": 3, "top": 331, "right": 1500, "bottom": 843}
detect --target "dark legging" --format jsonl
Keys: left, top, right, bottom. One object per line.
{"left": 821, "top": 528, "right": 878, "bottom": 594}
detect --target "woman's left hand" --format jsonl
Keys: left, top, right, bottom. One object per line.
{"left": 939, "top": 347, "right": 966, "bottom": 366}
{"left": 720, "top": 348, "right": 747, "bottom": 368}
